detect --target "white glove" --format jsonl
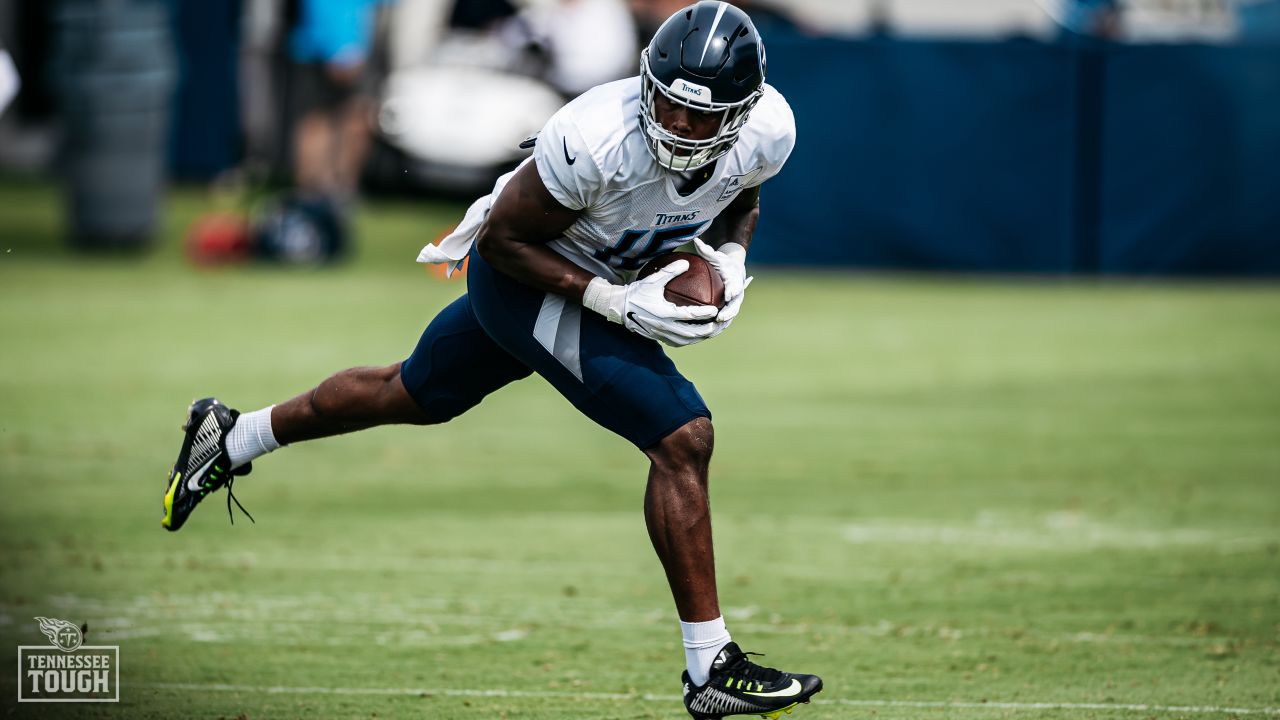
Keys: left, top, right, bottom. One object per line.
{"left": 582, "top": 259, "right": 718, "bottom": 347}
{"left": 704, "top": 276, "right": 754, "bottom": 339}
{"left": 692, "top": 237, "right": 751, "bottom": 324}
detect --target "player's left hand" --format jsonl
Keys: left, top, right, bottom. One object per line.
{"left": 693, "top": 237, "right": 751, "bottom": 324}
{"left": 704, "top": 276, "right": 753, "bottom": 339}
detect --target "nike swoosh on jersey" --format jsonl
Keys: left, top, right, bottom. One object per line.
{"left": 186, "top": 455, "right": 219, "bottom": 492}
{"left": 563, "top": 137, "right": 576, "bottom": 165}
{"left": 743, "top": 678, "right": 802, "bottom": 698}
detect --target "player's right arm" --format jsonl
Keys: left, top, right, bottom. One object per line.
{"left": 475, "top": 160, "right": 597, "bottom": 301}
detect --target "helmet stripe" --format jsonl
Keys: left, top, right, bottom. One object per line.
{"left": 698, "top": 2, "right": 731, "bottom": 64}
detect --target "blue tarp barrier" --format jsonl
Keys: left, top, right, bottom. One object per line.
{"left": 756, "top": 36, "right": 1280, "bottom": 275}
{"left": 167, "top": 0, "right": 242, "bottom": 179}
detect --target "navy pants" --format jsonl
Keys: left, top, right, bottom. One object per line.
{"left": 400, "top": 250, "right": 710, "bottom": 449}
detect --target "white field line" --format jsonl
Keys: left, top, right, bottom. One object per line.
{"left": 82, "top": 551, "right": 649, "bottom": 577}
{"left": 27, "top": 595, "right": 1244, "bottom": 648}
{"left": 135, "top": 682, "right": 1280, "bottom": 716}
{"left": 88, "top": 618, "right": 1230, "bottom": 649}
{"left": 840, "top": 522, "right": 1275, "bottom": 550}
{"left": 13, "top": 514, "right": 1277, "bottom": 577}
{"left": 29, "top": 595, "right": 1238, "bottom": 649}
{"left": 835, "top": 699, "right": 1280, "bottom": 715}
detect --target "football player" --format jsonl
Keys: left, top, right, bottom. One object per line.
{"left": 161, "top": 2, "right": 822, "bottom": 717}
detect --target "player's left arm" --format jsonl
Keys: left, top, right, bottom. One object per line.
{"left": 692, "top": 185, "right": 760, "bottom": 324}
{"left": 700, "top": 185, "right": 760, "bottom": 252}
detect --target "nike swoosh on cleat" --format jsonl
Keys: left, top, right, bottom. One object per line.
{"left": 743, "top": 678, "right": 802, "bottom": 698}
{"left": 186, "top": 456, "right": 219, "bottom": 492}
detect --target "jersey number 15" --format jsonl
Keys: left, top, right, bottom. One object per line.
{"left": 592, "top": 222, "right": 708, "bottom": 270}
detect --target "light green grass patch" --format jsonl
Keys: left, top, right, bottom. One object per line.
{"left": 1, "top": 181, "right": 1278, "bottom": 718}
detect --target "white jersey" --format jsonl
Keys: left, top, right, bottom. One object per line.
{"left": 417, "top": 77, "right": 796, "bottom": 283}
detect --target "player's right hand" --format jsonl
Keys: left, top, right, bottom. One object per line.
{"left": 582, "top": 260, "right": 718, "bottom": 346}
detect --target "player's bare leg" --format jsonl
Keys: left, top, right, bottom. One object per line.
{"left": 333, "top": 95, "right": 374, "bottom": 198}
{"left": 272, "top": 362, "right": 433, "bottom": 444}
{"left": 293, "top": 110, "right": 337, "bottom": 194}
{"left": 643, "top": 416, "right": 720, "bottom": 622}
{"left": 645, "top": 417, "right": 823, "bottom": 719}
{"left": 161, "top": 363, "right": 431, "bottom": 531}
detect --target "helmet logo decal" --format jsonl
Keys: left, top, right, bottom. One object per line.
{"left": 671, "top": 79, "right": 712, "bottom": 103}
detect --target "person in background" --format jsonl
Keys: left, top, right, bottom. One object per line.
{"left": 1059, "top": 0, "right": 1122, "bottom": 39}
{"left": 1236, "top": 0, "right": 1280, "bottom": 40}
{"left": 288, "top": 0, "right": 388, "bottom": 200}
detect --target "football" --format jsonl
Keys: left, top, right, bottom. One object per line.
{"left": 637, "top": 251, "right": 726, "bottom": 312}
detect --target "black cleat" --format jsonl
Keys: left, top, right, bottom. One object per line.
{"left": 161, "top": 398, "right": 253, "bottom": 532}
{"left": 682, "top": 642, "right": 823, "bottom": 720}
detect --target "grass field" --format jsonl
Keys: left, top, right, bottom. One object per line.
{"left": 1, "top": 178, "right": 1278, "bottom": 719}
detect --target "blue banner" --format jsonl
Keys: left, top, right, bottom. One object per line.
{"left": 755, "top": 36, "right": 1280, "bottom": 275}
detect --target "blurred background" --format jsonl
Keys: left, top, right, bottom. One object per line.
{"left": 1, "top": 3, "right": 1278, "bottom": 717}
{"left": 0, "top": 0, "right": 1276, "bottom": 271}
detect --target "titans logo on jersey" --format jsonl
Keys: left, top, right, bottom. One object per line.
{"left": 417, "top": 76, "right": 795, "bottom": 282}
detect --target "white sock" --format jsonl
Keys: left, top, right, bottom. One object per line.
{"left": 681, "top": 617, "right": 731, "bottom": 687}
{"left": 226, "top": 406, "right": 280, "bottom": 469}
